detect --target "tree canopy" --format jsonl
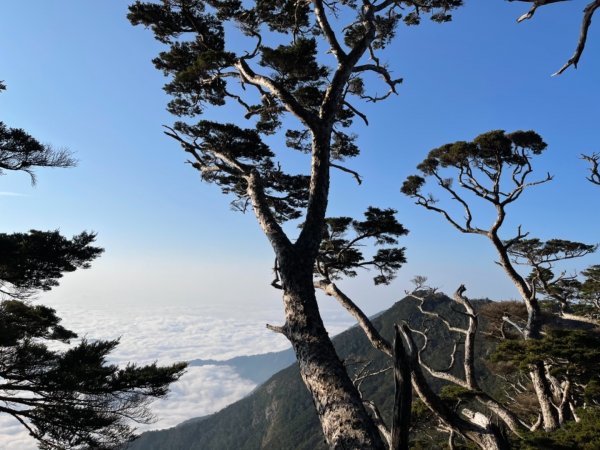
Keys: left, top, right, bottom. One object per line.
{"left": 129, "top": 0, "right": 465, "bottom": 447}
{"left": 0, "top": 230, "right": 104, "bottom": 300}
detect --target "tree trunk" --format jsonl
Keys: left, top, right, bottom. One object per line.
{"left": 529, "top": 362, "right": 559, "bottom": 430}
{"left": 524, "top": 303, "right": 560, "bottom": 430}
{"left": 391, "top": 325, "right": 412, "bottom": 450}
{"left": 400, "top": 324, "right": 510, "bottom": 450}
{"left": 278, "top": 254, "right": 385, "bottom": 449}
{"left": 490, "top": 233, "right": 559, "bottom": 431}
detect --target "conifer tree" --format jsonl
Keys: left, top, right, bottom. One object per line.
{"left": 402, "top": 129, "right": 596, "bottom": 431}
{"left": 128, "top": 0, "right": 462, "bottom": 447}
{"left": 0, "top": 83, "right": 186, "bottom": 449}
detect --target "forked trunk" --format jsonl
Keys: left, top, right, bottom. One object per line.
{"left": 492, "top": 234, "right": 560, "bottom": 431}
{"left": 279, "top": 258, "right": 385, "bottom": 449}
{"left": 529, "top": 361, "right": 559, "bottom": 431}
{"left": 525, "top": 303, "right": 560, "bottom": 431}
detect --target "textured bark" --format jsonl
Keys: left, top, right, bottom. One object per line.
{"left": 278, "top": 253, "right": 386, "bottom": 449}
{"left": 317, "top": 280, "right": 392, "bottom": 357}
{"left": 489, "top": 233, "right": 561, "bottom": 430}
{"left": 391, "top": 325, "right": 411, "bottom": 450}
{"left": 400, "top": 325, "right": 510, "bottom": 450}
{"left": 453, "top": 288, "right": 528, "bottom": 435}
{"left": 530, "top": 362, "right": 560, "bottom": 431}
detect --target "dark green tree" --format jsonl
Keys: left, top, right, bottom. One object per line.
{"left": 0, "top": 119, "right": 74, "bottom": 185}
{"left": 402, "top": 130, "right": 596, "bottom": 431}
{"left": 0, "top": 83, "right": 186, "bottom": 449}
{"left": 0, "top": 230, "right": 104, "bottom": 300}
{"left": 579, "top": 264, "right": 600, "bottom": 318}
{"left": 128, "top": 0, "right": 462, "bottom": 447}
{"left": 495, "top": 328, "right": 600, "bottom": 415}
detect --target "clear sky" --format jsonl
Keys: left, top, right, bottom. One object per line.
{"left": 1, "top": 1, "right": 599, "bottom": 318}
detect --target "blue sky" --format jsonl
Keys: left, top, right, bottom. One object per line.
{"left": 1, "top": 1, "right": 599, "bottom": 316}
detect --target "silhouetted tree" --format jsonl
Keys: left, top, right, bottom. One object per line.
{"left": 128, "top": 0, "right": 464, "bottom": 447}
{"left": 0, "top": 230, "right": 104, "bottom": 300}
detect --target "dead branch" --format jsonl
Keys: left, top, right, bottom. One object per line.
{"left": 511, "top": 0, "right": 600, "bottom": 75}
{"left": 582, "top": 153, "right": 600, "bottom": 185}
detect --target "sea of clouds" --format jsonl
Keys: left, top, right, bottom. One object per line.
{"left": 0, "top": 302, "right": 355, "bottom": 449}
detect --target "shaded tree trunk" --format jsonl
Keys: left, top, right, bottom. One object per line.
{"left": 278, "top": 253, "right": 386, "bottom": 449}
{"left": 391, "top": 325, "right": 412, "bottom": 450}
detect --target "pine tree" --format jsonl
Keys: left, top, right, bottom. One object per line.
{"left": 128, "top": 0, "right": 462, "bottom": 447}
{"left": 0, "top": 82, "right": 186, "bottom": 449}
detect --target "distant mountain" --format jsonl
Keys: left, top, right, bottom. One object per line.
{"left": 125, "top": 295, "right": 490, "bottom": 450}
{"left": 189, "top": 348, "right": 296, "bottom": 385}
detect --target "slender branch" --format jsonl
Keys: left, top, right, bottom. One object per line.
{"left": 343, "top": 100, "right": 369, "bottom": 126}
{"left": 513, "top": 0, "right": 569, "bottom": 22}
{"left": 553, "top": 0, "right": 600, "bottom": 75}
{"left": 364, "top": 400, "right": 392, "bottom": 447}
{"left": 582, "top": 153, "right": 600, "bottom": 185}
{"left": 235, "top": 59, "right": 318, "bottom": 129}
{"left": 330, "top": 162, "right": 363, "bottom": 184}
{"left": 313, "top": 0, "right": 347, "bottom": 61}
{"left": 316, "top": 279, "right": 392, "bottom": 356}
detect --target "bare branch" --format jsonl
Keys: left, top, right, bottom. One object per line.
{"left": 582, "top": 153, "right": 600, "bottom": 185}
{"left": 343, "top": 100, "right": 369, "bottom": 126}
{"left": 266, "top": 323, "right": 287, "bottom": 335}
{"left": 513, "top": 0, "right": 570, "bottom": 22}
{"left": 316, "top": 279, "right": 393, "bottom": 356}
{"left": 352, "top": 63, "right": 403, "bottom": 102}
{"left": 364, "top": 400, "right": 392, "bottom": 447}
{"left": 330, "top": 162, "right": 363, "bottom": 184}
{"left": 553, "top": 0, "right": 600, "bottom": 75}
{"left": 512, "top": 0, "right": 599, "bottom": 75}
{"left": 313, "top": 0, "right": 347, "bottom": 61}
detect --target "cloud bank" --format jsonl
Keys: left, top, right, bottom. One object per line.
{"left": 1, "top": 302, "right": 355, "bottom": 449}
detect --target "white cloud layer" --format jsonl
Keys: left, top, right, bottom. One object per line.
{"left": 0, "top": 302, "right": 355, "bottom": 449}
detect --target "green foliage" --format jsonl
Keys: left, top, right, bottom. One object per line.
{"left": 0, "top": 299, "right": 76, "bottom": 346}
{"left": 0, "top": 83, "right": 186, "bottom": 449}
{"left": 0, "top": 299, "right": 187, "bottom": 449}
{"left": 510, "top": 239, "right": 597, "bottom": 266}
{"left": 493, "top": 329, "right": 600, "bottom": 405}
{"left": 439, "top": 384, "right": 474, "bottom": 402}
{"left": 129, "top": 0, "right": 463, "bottom": 226}
{"left": 517, "top": 408, "right": 600, "bottom": 450}
{"left": 317, "top": 207, "right": 407, "bottom": 284}
{"left": 0, "top": 123, "right": 75, "bottom": 184}
{"left": 0, "top": 235, "right": 183, "bottom": 450}
{"left": 402, "top": 129, "right": 547, "bottom": 198}
{"left": 0, "top": 230, "right": 104, "bottom": 298}
{"left": 581, "top": 265, "right": 600, "bottom": 308}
